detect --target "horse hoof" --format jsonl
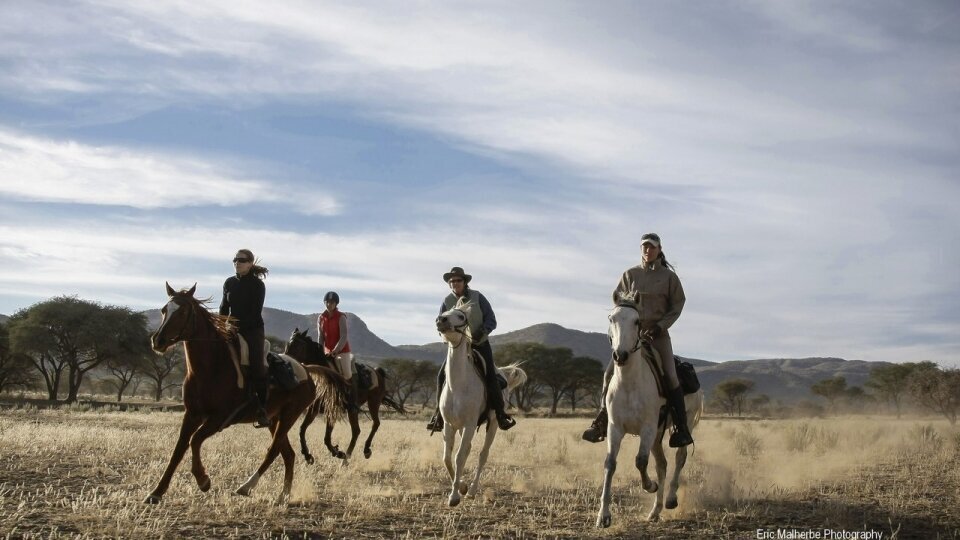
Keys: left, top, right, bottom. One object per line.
{"left": 333, "top": 450, "right": 347, "bottom": 460}
{"left": 647, "top": 513, "right": 661, "bottom": 522}
{"left": 143, "top": 494, "right": 161, "bottom": 505}
{"left": 235, "top": 486, "right": 251, "bottom": 497}
{"left": 644, "top": 481, "right": 658, "bottom": 494}
{"left": 304, "top": 454, "right": 315, "bottom": 465}
{"left": 197, "top": 476, "right": 211, "bottom": 492}
{"left": 363, "top": 449, "right": 372, "bottom": 459}
{"left": 458, "top": 483, "right": 469, "bottom": 496}
{"left": 597, "top": 515, "right": 611, "bottom": 528}
{"left": 665, "top": 497, "right": 678, "bottom": 510}
{"left": 449, "top": 496, "right": 461, "bottom": 507}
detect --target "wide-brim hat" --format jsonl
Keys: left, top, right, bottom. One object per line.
{"left": 442, "top": 266, "right": 472, "bottom": 284}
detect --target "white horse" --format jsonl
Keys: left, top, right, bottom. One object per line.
{"left": 435, "top": 303, "right": 511, "bottom": 507}
{"left": 597, "top": 292, "right": 704, "bottom": 527}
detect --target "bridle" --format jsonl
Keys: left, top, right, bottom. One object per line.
{"left": 162, "top": 296, "right": 198, "bottom": 345}
{"left": 613, "top": 302, "right": 645, "bottom": 357}
{"left": 440, "top": 309, "right": 471, "bottom": 349}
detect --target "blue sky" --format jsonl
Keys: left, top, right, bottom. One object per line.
{"left": 0, "top": 1, "right": 958, "bottom": 364}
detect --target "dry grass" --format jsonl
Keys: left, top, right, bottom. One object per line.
{"left": 1, "top": 408, "right": 958, "bottom": 538}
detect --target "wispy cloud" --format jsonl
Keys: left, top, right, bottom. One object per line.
{"left": 0, "top": 129, "right": 338, "bottom": 214}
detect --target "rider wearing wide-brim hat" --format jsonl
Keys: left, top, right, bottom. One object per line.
{"left": 427, "top": 266, "right": 516, "bottom": 432}
{"left": 582, "top": 233, "right": 694, "bottom": 448}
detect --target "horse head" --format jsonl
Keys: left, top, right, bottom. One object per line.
{"left": 608, "top": 291, "right": 642, "bottom": 366}
{"left": 436, "top": 304, "right": 471, "bottom": 345}
{"left": 151, "top": 282, "right": 199, "bottom": 353}
{"left": 285, "top": 327, "right": 326, "bottom": 366}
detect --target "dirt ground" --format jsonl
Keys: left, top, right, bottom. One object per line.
{"left": 0, "top": 408, "right": 958, "bottom": 539}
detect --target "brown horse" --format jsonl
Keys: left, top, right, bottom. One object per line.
{"left": 284, "top": 328, "right": 404, "bottom": 463}
{"left": 144, "top": 283, "right": 348, "bottom": 504}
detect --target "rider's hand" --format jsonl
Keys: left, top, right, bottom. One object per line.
{"left": 642, "top": 326, "right": 662, "bottom": 341}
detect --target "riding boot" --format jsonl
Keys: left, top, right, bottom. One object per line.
{"left": 426, "top": 366, "right": 445, "bottom": 433}
{"left": 251, "top": 378, "right": 270, "bottom": 428}
{"left": 581, "top": 408, "right": 608, "bottom": 443}
{"left": 667, "top": 386, "right": 693, "bottom": 448}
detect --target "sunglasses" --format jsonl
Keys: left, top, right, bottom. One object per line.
{"left": 232, "top": 257, "right": 251, "bottom": 263}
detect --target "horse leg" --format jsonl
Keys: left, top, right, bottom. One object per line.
{"left": 644, "top": 427, "right": 668, "bottom": 522}
{"left": 274, "top": 408, "right": 301, "bottom": 504}
{"left": 597, "top": 423, "right": 624, "bottom": 528}
{"left": 235, "top": 416, "right": 285, "bottom": 497}
{"left": 188, "top": 417, "right": 226, "bottom": 493}
{"left": 635, "top": 424, "right": 660, "bottom": 495}
{"left": 449, "top": 425, "right": 475, "bottom": 506}
{"left": 362, "top": 399, "right": 381, "bottom": 459}
{"left": 467, "top": 412, "right": 498, "bottom": 498}
{"left": 324, "top": 419, "right": 345, "bottom": 460}
{"left": 665, "top": 445, "right": 688, "bottom": 510}
{"left": 299, "top": 401, "right": 319, "bottom": 465}
{"left": 144, "top": 412, "right": 202, "bottom": 504}
{"left": 344, "top": 408, "right": 361, "bottom": 460}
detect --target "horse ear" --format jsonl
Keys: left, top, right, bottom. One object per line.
{"left": 187, "top": 283, "right": 197, "bottom": 296}
{"left": 165, "top": 281, "right": 175, "bottom": 297}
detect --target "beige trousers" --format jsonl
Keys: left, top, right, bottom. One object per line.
{"left": 333, "top": 352, "right": 354, "bottom": 380}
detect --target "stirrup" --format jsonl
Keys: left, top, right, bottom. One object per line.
{"left": 253, "top": 407, "right": 270, "bottom": 429}
{"left": 426, "top": 412, "right": 443, "bottom": 434}
{"left": 496, "top": 414, "right": 516, "bottom": 431}
{"left": 669, "top": 427, "right": 693, "bottom": 448}
{"left": 581, "top": 410, "right": 607, "bottom": 443}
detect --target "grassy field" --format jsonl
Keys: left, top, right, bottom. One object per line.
{"left": 0, "top": 407, "right": 958, "bottom": 539}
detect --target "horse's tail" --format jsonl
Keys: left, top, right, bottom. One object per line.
{"left": 381, "top": 394, "right": 406, "bottom": 414}
{"left": 303, "top": 364, "right": 349, "bottom": 425}
{"left": 499, "top": 362, "right": 528, "bottom": 394}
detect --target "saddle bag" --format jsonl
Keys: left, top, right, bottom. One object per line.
{"left": 355, "top": 363, "right": 372, "bottom": 389}
{"left": 676, "top": 358, "right": 700, "bottom": 394}
{"left": 268, "top": 353, "right": 299, "bottom": 391}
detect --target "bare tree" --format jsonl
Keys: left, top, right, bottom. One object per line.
{"left": 866, "top": 362, "right": 936, "bottom": 418}
{"left": 380, "top": 358, "right": 435, "bottom": 410}
{"left": 144, "top": 346, "right": 185, "bottom": 401}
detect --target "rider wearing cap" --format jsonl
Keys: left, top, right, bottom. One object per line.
{"left": 427, "top": 267, "right": 516, "bottom": 432}
{"left": 582, "top": 233, "right": 694, "bottom": 448}
{"left": 318, "top": 291, "right": 358, "bottom": 412}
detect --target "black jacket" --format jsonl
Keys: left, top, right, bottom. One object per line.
{"left": 219, "top": 273, "right": 265, "bottom": 332}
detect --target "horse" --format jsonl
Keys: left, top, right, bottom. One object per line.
{"left": 435, "top": 302, "right": 506, "bottom": 507}
{"left": 596, "top": 292, "right": 704, "bottom": 527}
{"left": 144, "top": 283, "right": 348, "bottom": 505}
{"left": 284, "top": 328, "right": 403, "bottom": 464}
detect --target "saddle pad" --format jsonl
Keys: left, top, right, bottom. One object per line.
{"left": 275, "top": 353, "right": 309, "bottom": 385}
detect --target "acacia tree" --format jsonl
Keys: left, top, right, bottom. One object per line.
{"left": 498, "top": 343, "right": 547, "bottom": 411}
{"left": 0, "top": 321, "right": 34, "bottom": 394}
{"left": 713, "top": 378, "right": 755, "bottom": 416}
{"left": 866, "top": 362, "right": 935, "bottom": 418}
{"left": 811, "top": 376, "right": 848, "bottom": 410}
{"left": 10, "top": 297, "right": 151, "bottom": 402}
{"left": 566, "top": 356, "right": 605, "bottom": 412}
{"left": 380, "top": 358, "right": 435, "bottom": 410}
{"left": 907, "top": 366, "right": 960, "bottom": 425}
{"left": 105, "top": 353, "right": 148, "bottom": 402}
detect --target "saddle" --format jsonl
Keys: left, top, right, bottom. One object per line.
{"left": 226, "top": 334, "right": 267, "bottom": 389}
{"left": 470, "top": 351, "right": 508, "bottom": 390}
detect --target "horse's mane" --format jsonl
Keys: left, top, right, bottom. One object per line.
{"left": 178, "top": 292, "right": 235, "bottom": 342}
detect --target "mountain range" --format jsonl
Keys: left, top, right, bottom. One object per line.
{"left": 137, "top": 307, "right": 888, "bottom": 404}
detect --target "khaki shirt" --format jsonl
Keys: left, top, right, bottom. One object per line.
{"left": 612, "top": 261, "right": 685, "bottom": 332}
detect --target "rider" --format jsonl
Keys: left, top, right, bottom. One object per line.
{"left": 219, "top": 248, "right": 271, "bottom": 428}
{"left": 427, "top": 267, "right": 516, "bottom": 432}
{"left": 318, "top": 291, "right": 358, "bottom": 412}
{"left": 581, "top": 233, "right": 693, "bottom": 448}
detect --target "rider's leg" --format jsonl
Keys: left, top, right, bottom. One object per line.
{"left": 653, "top": 333, "right": 693, "bottom": 448}
{"left": 426, "top": 360, "right": 446, "bottom": 432}
{"left": 337, "top": 353, "right": 359, "bottom": 413}
{"left": 582, "top": 357, "right": 615, "bottom": 442}
{"left": 474, "top": 340, "right": 515, "bottom": 431}
{"left": 243, "top": 327, "right": 270, "bottom": 428}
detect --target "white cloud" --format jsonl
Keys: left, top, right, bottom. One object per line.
{"left": 0, "top": 129, "right": 338, "bottom": 214}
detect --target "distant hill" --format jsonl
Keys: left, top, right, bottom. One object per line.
{"left": 141, "top": 307, "right": 885, "bottom": 403}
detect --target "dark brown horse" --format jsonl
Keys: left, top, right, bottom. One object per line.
{"left": 144, "top": 284, "right": 348, "bottom": 504}
{"left": 284, "top": 328, "right": 403, "bottom": 463}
